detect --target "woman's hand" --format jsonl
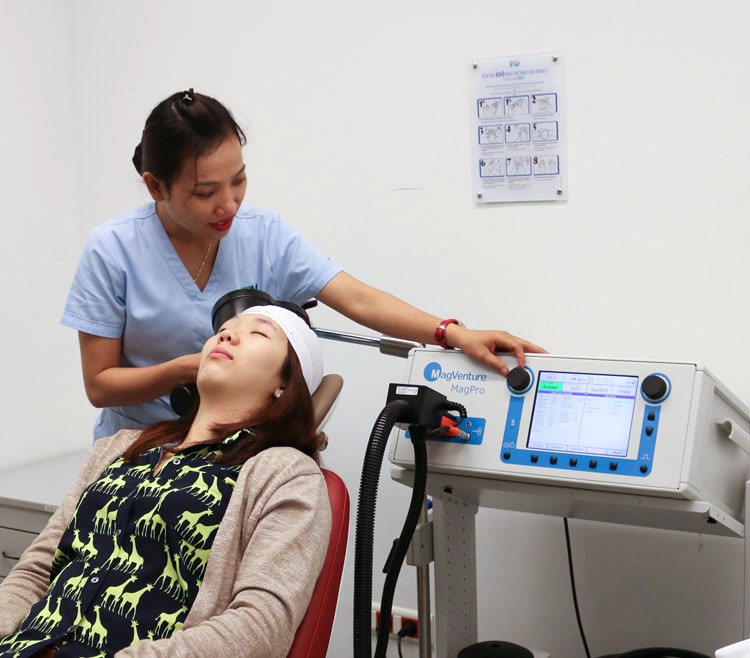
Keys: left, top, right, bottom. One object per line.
{"left": 442, "top": 324, "right": 547, "bottom": 376}
{"left": 79, "top": 332, "right": 203, "bottom": 407}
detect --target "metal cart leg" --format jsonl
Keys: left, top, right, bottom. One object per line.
{"left": 432, "top": 490, "right": 479, "bottom": 658}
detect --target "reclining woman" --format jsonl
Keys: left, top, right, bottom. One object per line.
{"left": 0, "top": 305, "right": 331, "bottom": 658}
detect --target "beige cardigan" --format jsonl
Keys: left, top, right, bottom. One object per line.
{"left": 0, "top": 431, "right": 331, "bottom": 657}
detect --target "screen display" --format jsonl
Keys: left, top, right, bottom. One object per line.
{"left": 526, "top": 371, "right": 639, "bottom": 457}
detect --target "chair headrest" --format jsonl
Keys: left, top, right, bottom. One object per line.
{"left": 312, "top": 374, "right": 343, "bottom": 433}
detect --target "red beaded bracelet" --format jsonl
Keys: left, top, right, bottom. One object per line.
{"left": 435, "top": 319, "right": 463, "bottom": 349}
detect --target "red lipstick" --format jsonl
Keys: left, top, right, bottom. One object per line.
{"left": 210, "top": 216, "right": 234, "bottom": 233}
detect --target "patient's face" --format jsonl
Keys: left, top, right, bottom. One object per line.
{"left": 198, "top": 314, "right": 288, "bottom": 400}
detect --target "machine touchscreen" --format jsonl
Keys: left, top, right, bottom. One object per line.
{"left": 525, "top": 371, "right": 639, "bottom": 458}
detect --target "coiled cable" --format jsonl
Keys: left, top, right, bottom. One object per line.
{"left": 353, "top": 399, "right": 410, "bottom": 658}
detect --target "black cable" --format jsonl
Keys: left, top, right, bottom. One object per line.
{"left": 396, "top": 619, "right": 419, "bottom": 658}
{"left": 564, "top": 517, "right": 591, "bottom": 658}
{"left": 374, "top": 424, "right": 428, "bottom": 657}
{"left": 353, "top": 400, "right": 411, "bottom": 658}
{"left": 565, "top": 521, "right": 712, "bottom": 658}
{"left": 442, "top": 400, "right": 468, "bottom": 419}
{"left": 353, "top": 391, "right": 457, "bottom": 657}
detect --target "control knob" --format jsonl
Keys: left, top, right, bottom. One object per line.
{"left": 641, "top": 374, "right": 668, "bottom": 401}
{"left": 507, "top": 366, "right": 531, "bottom": 393}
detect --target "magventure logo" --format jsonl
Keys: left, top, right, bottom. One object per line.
{"left": 424, "top": 362, "right": 443, "bottom": 382}
{"left": 423, "top": 361, "right": 487, "bottom": 395}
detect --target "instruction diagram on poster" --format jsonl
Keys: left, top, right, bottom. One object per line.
{"left": 470, "top": 51, "right": 566, "bottom": 203}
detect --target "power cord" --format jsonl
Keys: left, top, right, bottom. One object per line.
{"left": 374, "top": 424, "right": 428, "bottom": 657}
{"left": 397, "top": 619, "right": 419, "bottom": 658}
{"left": 564, "top": 518, "right": 712, "bottom": 658}
{"left": 564, "top": 517, "right": 591, "bottom": 658}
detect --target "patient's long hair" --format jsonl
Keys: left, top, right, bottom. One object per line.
{"left": 122, "top": 345, "right": 320, "bottom": 466}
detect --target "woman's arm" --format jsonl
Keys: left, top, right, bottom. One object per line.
{"left": 0, "top": 509, "right": 66, "bottom": 636}
{"left": 0, "top": 434, "right": 136, "bottom": 636}
{"left": 78, "top": 332, "right": 201, "bottom": 408}
{"left": 317, "top": 271, "right": 546, "bottom": 375}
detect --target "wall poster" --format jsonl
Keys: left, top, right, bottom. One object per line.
{"left": 470, "top": 51, "right": 566, "bottom": 203}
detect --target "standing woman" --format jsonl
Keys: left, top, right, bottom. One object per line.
{"left": 62, "top": 88, "right": 544, "bottom": 440}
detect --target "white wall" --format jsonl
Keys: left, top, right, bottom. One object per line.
{"left": 3, "top": 1, "right": 749, "bottom": 656}
{"left": 0, "top": 2, "right": 95, "bottom": 465}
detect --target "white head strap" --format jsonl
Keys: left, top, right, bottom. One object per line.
{"left": 240, "top": 305, "right": 323, "bottom": 393}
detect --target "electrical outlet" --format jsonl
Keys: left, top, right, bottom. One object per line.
{"left": 398, "top": 612, "right": 419, "bottom": 639}
{"left": 371, "top": 602, "right": 420, "bottom": 640}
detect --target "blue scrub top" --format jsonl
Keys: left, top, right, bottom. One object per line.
{"left": 61, "top": 202, "right": 341, "bottom": 439}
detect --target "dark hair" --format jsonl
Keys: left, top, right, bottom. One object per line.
{"left": 122, "top": 345, "right": 320, "bottom": 466}
{"left": 132, "top": 88, "right": 246, "bottom": 190}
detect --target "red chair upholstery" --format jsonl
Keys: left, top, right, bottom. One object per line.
{"left": 287, "top": 468, "right": 350, "bottom": 658}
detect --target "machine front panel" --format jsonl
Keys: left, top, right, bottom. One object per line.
{"left": 390, "top": 351, "right": 698, "bottom": 494}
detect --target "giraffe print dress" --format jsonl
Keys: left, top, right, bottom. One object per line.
{"left": 0, "top": 431, "right": 246, "bottom": 658}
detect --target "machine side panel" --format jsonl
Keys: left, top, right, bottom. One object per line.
{"left": 681, "top": 373, "right": 750, "bottom": 523}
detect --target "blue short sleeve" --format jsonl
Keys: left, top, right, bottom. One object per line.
{"left": 231, "top": 210, "right": 341, "bottom": 304}
{"left": 61, "top": 225, "right": 128, "bottom": 338}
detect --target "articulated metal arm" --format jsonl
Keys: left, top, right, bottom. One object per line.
{"left": 312, "top": 327, "right": 422, "bottom": 359}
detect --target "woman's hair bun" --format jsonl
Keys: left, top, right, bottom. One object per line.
{"left": 132, "top": 142, "right": 143, "bottom": 174}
